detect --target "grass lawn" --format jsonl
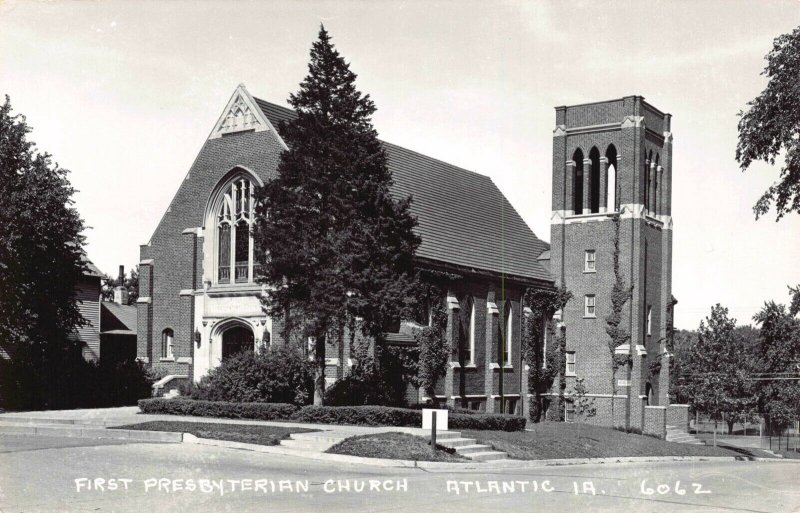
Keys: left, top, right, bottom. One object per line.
{"left": 463, "top": 423, "right": 774, "bottom": 460}
{"left": 773, "top": 450, "right": 800, "bottom": 460}
{"left": 113, "top": 421, "right": 318, "bottom": 446}
{"left": 327, "top": 432, "right": 466, "bottom": 462}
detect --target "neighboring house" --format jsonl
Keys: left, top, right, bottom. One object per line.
{"left": 0, "top": 258, "right": 137, "bottom": 364}
{"left": 74, "top": 260, "right": 138, "bottom": 363}
{"left": 73, "top": 257, "right": 104, "bottom": 361}
{"left": 100, "top": 299, "right": 138, "bottom": 364}
{"left": 136, "top": 85, "right": 674, "bottom": 429}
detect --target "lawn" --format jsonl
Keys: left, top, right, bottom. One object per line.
{"left": 327, "top": 432, "right": 466, "bottom": 462}
{"left": 462, "top": 423, "right": 773, "bottom": 460}
{"left": 113, "top": 421, "right": 318, "bottom": 446}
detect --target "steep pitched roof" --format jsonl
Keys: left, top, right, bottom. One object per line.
{"left": 253, "top": 98, "right": 552, "bottom": 283}
{"left": 81, "top": 255, "right": 104, "bottom": 278}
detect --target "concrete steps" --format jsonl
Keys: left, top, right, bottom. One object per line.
{"left": 432, "top": 431, "right": 508, "bottom": 461}
{"left": 666, "top": 425, "right": 704, "bottom": 445}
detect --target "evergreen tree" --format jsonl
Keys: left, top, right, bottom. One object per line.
{"left": 253, "top": 26, "right": 420, "bottom": 405}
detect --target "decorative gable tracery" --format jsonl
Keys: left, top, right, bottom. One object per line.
{"left": 210, "top": 84, "right": 269, "bottom": 139}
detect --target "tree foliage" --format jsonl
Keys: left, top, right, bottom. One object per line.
{"left": 752, "top": 288, "right": 800, "bottom": 433}
{"left": 605, "top": 215, "right": 633, "bottom": 371}
{"left": 0, "top": 96, "right": 87, "bottom": 354}
{"left": 669, "top": 328, "right": 697, "bottom": 404}
{"left": 412, "top": 279, "right": 450, "bottom": 404}
{"left": 522, "top": 286, "right": 572, "bottom": 421}
{"left": 186, "top": 346, "right": 314, "bottom": 406}
{"left": 604, "top": 215, "right": 633, "bottom": 425}
{"left": 572, "top": 377, "right": 597, "bottom": 421}
{"left": 677, "top": 305, "right": 757, "bottom": 426}
{"left": 324, "top": 350, "right": 413, "bottom": 407}
{"left": 736, "top": 25, "right": 800, "bottom": 220}
{"left": 252, "top": 26, "right": 420, "bottom": 405}
{"left": 101, "top": 265, "right": 139, "bottom": 305}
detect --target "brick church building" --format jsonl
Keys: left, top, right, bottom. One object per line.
{"left": 137, "top": 85, "right": 677, "bottom": 430}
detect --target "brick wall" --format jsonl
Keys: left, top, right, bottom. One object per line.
{"left": 644, "top": 405, "right": 667, "bottom": 439}
{"left": 138, "top": 128, "right": 285, "bottom": 377}
{"left": 550, "top": 96, "right": 673, "bottom": 431}
{"left": 667, "top": 404, "right": 690, "bottom": 431}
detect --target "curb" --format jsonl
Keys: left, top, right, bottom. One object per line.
{"left": 182, "top": 434, "right": 796, "bottom": 469}
{"left": 183, "top": 433, "right": 454, "bottom": 468}
{"left": 0, "top": 423, "right": 182, "bottom": 443}
{"left": 3, "top": 423, "right": 794, "bottom": 469}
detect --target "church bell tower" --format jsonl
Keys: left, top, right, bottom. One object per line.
{"left": 548, "top": 95, "right": 673, "bottom": 429}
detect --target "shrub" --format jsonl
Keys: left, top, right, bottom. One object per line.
{"left": 324, "top": 354, "right": 410, "bottom": 407}
{"left": 408, "top": 403, "right": 478, "bottom": 415}
{"left": 0, "top": 342, "right": 156, "bottom": 410}
{"left": 188, "top": 346, "right": 313, "bottom": 405}
{"left": 291, "top": 405, "right": 421, "bottom": 426}
{"left": 138, "top": 398, "right": 298, "bottom": 420}
{"left": 449, "top": 413, "right": 527, "bottom": 432}
{"left": 291, "top": 405, "right": 526, "bottom": 431}
{"left": 137, "top": 399, "right": 527, "bottom": 431}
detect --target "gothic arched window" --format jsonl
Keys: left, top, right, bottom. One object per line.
{"left": 161, "top": 328, "right": 174, "bottom": 359}
{"left": 605, "top": 144, "right": 618, "bottom": 211}
{"left": 504, "top": 302, "right": 513, "bottom": 366}
{"left": 589, "top": 146, "right": 601, "bottom": 213}
{"left": 216, "top": 176, "right": 255, "bottom": 284}
{"left": 572, "top": 148, "right": 584, "bottom": 214}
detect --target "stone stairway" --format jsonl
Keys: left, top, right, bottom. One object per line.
{"left": 432, "top": 431, "right": 508, "bottom": 461}
{"left": 666, "top": 424, "right": 703, "bottom": 445}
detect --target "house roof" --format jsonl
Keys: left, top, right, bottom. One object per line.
{"left": 81, "top": 255, "right": 104, "bottom": 278}
{"left": 254, "top": 98, "right": 553, "bottom": 284}
{"left": 100, "top": 301, "right": 137, "bottom": 333}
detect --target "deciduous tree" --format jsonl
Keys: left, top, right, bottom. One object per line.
{"left": 678, "top": 305, "right": 756, "bottom": 436}
{"left": 0, "top": 96, "right": 86, "bottom": 354}
{"left": 101, "top": 265, "right": 139, "bottom": 305}
{"left": 736, "top": 25, "right": 800, "bottom": 220}
{"left": 752, "top": 287, "right": 800, "bottom": 434}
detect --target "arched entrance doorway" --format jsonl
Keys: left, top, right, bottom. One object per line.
{"left": 221, "top": 325, "right": 254, "bottom": 360}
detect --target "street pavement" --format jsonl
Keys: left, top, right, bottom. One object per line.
{"left": 1, "top": 434, "right": 798, "bottom": 513}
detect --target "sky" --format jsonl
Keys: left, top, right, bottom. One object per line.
{"left": 1, "top": 0, "right": 799, "bottom": 330}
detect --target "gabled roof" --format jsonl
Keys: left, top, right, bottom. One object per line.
{"left": 253, "top": 98, "right": 552, "bottom": 284}
{"left": 81, "top": 255, "right": 104, "bottom": 278}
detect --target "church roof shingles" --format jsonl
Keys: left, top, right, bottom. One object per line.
{"left": 254, "top": 98, "right": 552, "bottom": 284}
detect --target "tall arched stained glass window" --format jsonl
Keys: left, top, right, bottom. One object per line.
{"left": 216, "top": 177, "right": 255, "bottom": 284}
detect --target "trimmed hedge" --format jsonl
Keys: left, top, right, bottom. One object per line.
{"left": 290, "top": 406, "right": 525, "bottom": 431}
{"left": 291, "top": 405, "right": 421, "bottom": 426}
{"left": 409, "top": 404, "right": 479, "bottom": 415}
{"left": 449, "top": 413, "right": 526, "bottom": 432}
{"left": 138, "top": 399, "right": 527, "bottom": 431}
{"left": 138, "top": 398, "right": 298, "bottom": 421}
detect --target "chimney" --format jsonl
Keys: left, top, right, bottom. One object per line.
{"left": 113, "top": 265, "right": 129, "bottom": 305}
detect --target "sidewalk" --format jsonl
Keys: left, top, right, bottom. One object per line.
{"left": 0, "top": 406, "right": 436, "bottom": 452}
{"left": 0, "top": 406, "right": 423, "bottom": 433}
{"left": 1, "top": 407, "right": 793, "bottom": 469}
